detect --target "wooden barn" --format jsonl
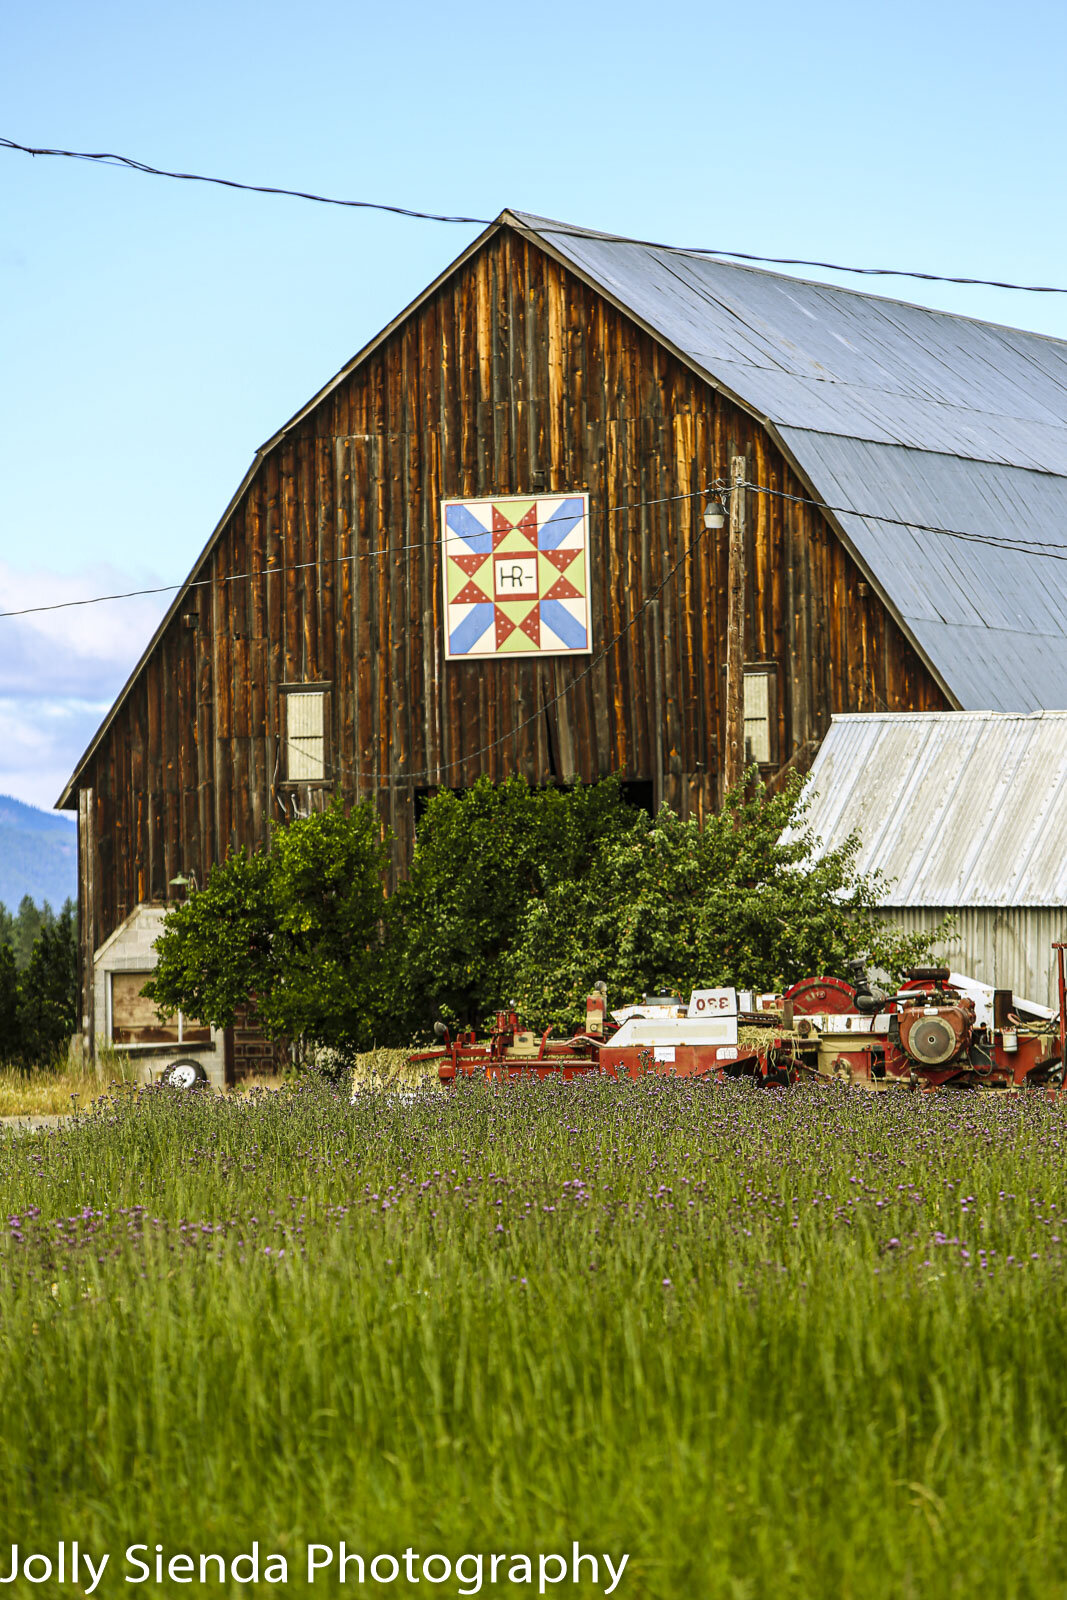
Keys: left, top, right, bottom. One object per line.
{"left": 58, "top": 210, "right": 1067, "bottom": 1078}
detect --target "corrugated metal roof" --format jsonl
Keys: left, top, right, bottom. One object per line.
{"left": 799, "top": 711, "right": 1067, "bottom": 907}
{"left": 514, "top": 214, "right": 1067, "bottom": 712}
{"left": 780, "top": 433, "right": 1067, "bottom": 709}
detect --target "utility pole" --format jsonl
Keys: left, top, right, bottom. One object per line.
{"left": 722, "top": 455, "right": 747, "bottom": 802}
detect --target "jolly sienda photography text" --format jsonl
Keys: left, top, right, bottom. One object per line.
{"left": 0, "top": 1542, "right": 630, "bottom": 1594}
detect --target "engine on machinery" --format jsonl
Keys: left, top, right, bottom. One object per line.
{"left": 411, "top": 950, "right": 1067, "bottom": 1095}
{"left": 897, "top": 986, "right": 975, "bottom": 1069}
{"left": 881, "top": 967, "right": 1060, "bottom": 1088}
{"left": 881, "top": 968, "right": 979, "bottom": 1082}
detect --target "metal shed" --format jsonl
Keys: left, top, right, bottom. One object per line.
{"left": 801, "top": 711, "right": 1067, "bottom": 1005}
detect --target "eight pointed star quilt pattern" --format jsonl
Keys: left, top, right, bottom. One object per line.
{"left": 442, "top": 494, "right": 591, "bottom": 660}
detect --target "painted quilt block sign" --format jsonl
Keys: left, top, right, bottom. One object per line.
{"left": 441, "top": 494, "right": 591, "bottom": 660}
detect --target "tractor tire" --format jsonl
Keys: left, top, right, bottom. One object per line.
{"left": 160, "top": 1059, "right": 208, "bottom": 1090}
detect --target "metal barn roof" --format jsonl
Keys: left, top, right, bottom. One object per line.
{"left": 515, "top": 214, "right": 1067, "bottom": 713}
{"left": 799, "top": 711, "right": 1067, "bottom": 907}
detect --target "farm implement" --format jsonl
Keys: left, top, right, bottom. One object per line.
{"left": 415, "top": 945, "right": 1067, "bottom": 1095}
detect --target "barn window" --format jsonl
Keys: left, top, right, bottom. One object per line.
{"left": 743, "top": 665, "right": 777, "bottom": 767}
{"left": 282, "top": 687, "right": 329, "bottom": 782}
{"left": 109, "top": 972, "right": 210, "bottom": 1046}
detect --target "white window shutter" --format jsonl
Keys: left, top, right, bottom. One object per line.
{"left": 742, "top": 672, "right": 772, "bottom": 765}
{"left": 286, "top": 692, "right": 326, "bottom": 780}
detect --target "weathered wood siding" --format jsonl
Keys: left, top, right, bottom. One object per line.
{"left": 75, "top": 225, "right": 947, "bottom": 958}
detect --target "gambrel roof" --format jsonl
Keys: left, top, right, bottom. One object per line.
{"left": 513, "top": 211, "right": 1067, "bottom": 714}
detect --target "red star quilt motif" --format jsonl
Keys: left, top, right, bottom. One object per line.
{"left": 441, "top": 494, "right": 591, "bottom": 660}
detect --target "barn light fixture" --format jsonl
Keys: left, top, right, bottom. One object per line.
{"left": 703, "top": 498, "right": 728, "bottom": 531}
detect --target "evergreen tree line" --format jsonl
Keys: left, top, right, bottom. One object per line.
{"left": 0, "top": 898, "right": 79, "bottom": 1068}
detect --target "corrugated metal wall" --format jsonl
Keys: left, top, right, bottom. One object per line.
{"left": 881, "top": 906, "right": 1067, "bottom": 1008}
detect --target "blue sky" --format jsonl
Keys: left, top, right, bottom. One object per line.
{"left": 2, "top": 0, "right": 1066, "bottom": 807}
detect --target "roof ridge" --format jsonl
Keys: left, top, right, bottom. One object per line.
{"left": 508, "top": 209, "right": 1067, "bottom": 350}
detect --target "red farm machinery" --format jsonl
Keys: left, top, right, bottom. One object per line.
{"left": 414, "top": 946, "right": 1067, "bottom": 1096}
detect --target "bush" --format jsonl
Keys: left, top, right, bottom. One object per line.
{"left": 146, "top": 774, "right": 941, "bottom": 1054}
{"left": 504, "top": 776, "right": 943, "bottom": 1032}
{"left": 146, "top": 798, "right": 392, "bottom": 1058}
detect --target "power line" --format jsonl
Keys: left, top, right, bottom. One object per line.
{"left": 739, "top": 480, "right": 1067, "bottom": 562}
{"left": 285, "top": 477, "right": 1067, "bottom": 785}
{"left": 33, "top": 466, "right": 1067, "bottom": 793}
{"left": 535, "top": 227, "right": 1067, "bottom": 295}
{"left": 264, "top": 479, "right": 1067, "bottom": 791}
{"left": 287, "top": 505, "right": 715, "bottom": 790}
{"left": 7, "top": 477, "right": 1067, "bottom": 624}
{"left": 0, "top": 536, "right": 436, "bottom": 620}
{"left": 4, "top": 134, "right": 1067, "bottom": 296}
{"left": 0, "top": 137, "right": 486, "bottom": 225}
{"left": 0, "top": 485, "right": 714, "bottom": 620}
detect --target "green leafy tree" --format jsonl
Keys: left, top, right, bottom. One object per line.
{"left": 144, "top": 848, "right": 276, "bottom": 1034}
{"left": 264, "top": 795, "right": 394, "bottom": 1052}
{"left": 17, "top": 902, "right": 78, "bottom": 1063}
{"left": 145, "top": 773, "right": 945, "bottom": 1055}
{"left": 388, "top": 775, "right": 644, "bottom": 1028}
{"left": 145, "top": 798, "right": 392, "bottom": 1057}
{"left": 504, "top": 775, "right": 946, "bottom": 1032}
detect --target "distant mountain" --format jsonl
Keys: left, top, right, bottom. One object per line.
{"left": 0, "top": 795, "right": 77, "bottom": 912}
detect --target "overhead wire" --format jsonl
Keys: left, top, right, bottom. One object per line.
{"left": 3, "top": 134, "right": 1067, "bottom": 295}
{"left": 0, "top": 137, "right": 487, "bottom": 224}
{"left": 0, "top": 485, "right": 715, "bottom": 620}
{"left": 535, "top": 227, "right": 1067, "bottom": 295}
{"left": 6, "top": 472, "right": 1067, "bottom": 624}
{"left": 208, "top": 470, "right": 1067, "bottom": 788}
{"left": 18, "top": 460, "right": 1067, "bottom": 789}
{"left": 738, "top": 480, "right": 1067, "bottom": 562}
{"left": 278, "top": 494, "right": 721, "bottom": 789}
{"left": 10, "top": 137, "right": 1067, "bottom": 796}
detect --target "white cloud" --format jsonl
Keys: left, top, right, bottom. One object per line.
{"left": 0, "top": 562, "right": 172, "bottom": 810}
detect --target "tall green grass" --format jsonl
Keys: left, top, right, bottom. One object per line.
{"left": 0, "top": 1079, "right": 1066, "bottom": 1597}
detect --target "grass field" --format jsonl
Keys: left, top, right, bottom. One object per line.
{"left": 0, "top": 1057, "right": 109, "bottom": 1115}
{"left": 0, "top": 1049, "right": 427, "bottom": 1117}
{"left": 1, "top": 1077, "right": 1067, "bottom": 1597}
